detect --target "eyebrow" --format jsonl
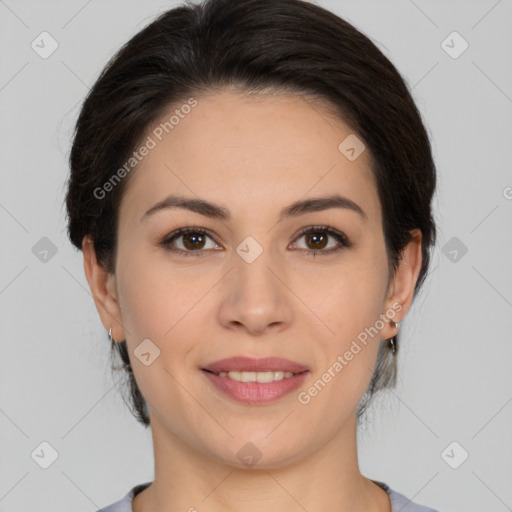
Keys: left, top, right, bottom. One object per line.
{"left": 141, "top": 193, "right": 367, "bottom": 223}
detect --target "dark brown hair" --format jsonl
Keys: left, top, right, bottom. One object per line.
{"left": 65, "top": 0, "right": 437, "bottom": 427}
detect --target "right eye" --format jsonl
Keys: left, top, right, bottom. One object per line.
{"left": 160, "top": 227, "right": 222, "bottom": 256}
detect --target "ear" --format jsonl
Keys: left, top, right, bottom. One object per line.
{"left": 380, "top": 228, "right": 423, "bottom": 340}
{"left": 82, "top": 235, "right": 125, "bottom": 341}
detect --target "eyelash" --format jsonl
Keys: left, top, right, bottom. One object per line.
{"left": 160, "top": 225, "right": 351, "bottom": 258}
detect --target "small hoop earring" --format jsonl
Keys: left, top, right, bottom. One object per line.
{"left": 388, "top": 320, "right": 400, "bottom": 355}
{"left": 108, "top": 328, "right": 116, "bottom": 343}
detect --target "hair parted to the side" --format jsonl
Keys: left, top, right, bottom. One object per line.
{"left": 65, "top": 0, "right": 437, "bottom": 428}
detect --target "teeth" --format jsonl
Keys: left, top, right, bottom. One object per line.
{"left": 217, "top": 371, "right": 295, "bottom": 382}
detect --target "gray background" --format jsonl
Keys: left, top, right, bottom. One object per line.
{"left": 1, "top": 0, "right": 511, "bottom": 511}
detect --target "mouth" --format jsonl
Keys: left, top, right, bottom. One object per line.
{"left": 201, "top": 356, "right": 310, "bottom": 404}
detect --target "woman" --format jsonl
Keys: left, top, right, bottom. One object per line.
{"left": 65, "top": 0, "right": 439, "bottom": 510}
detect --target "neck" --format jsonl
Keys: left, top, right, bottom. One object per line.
{"left": 133, "top": 411, "right": 390, "bottom": 512}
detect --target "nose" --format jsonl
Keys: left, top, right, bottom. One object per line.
{"left": 217, "top": 247, "right": 293, "bottom": 336}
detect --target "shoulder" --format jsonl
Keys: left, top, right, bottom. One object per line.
{"left": 376, "top": 481, "right": 440, "bottom": 512}
{"left": 95, "top": 482, "right": 152, "bottom": 512}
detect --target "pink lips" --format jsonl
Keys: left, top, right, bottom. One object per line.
{"left": 201, "top": 356, "right": 310, "bottom": 404}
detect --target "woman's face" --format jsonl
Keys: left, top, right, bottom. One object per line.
{"left": 87, "top": 90, "right": 420, "bottom": 468}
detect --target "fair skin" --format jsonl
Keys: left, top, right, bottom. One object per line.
{"left": 83, "top": 89, "right": 422, "bottom": 512}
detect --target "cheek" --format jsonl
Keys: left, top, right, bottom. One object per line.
{"left": 114, "top": 248, "right": 214, "bottom": 394}
{"left": 115, "top": 244, "right": 209, "bottom": 341}
{"left": 299, "top": 282, "right": 385, "bottom": 425}
{"left": 301, "top": 247, "right": 389, "bottom": 397}
{"left": 114, "top": 251, "right": 205, "bottom": 417}
{"left": 312, "top": 256, "right": 389, "bottom": 344}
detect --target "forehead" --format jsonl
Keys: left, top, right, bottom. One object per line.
{"left": 119, "top": 90, "right": 380, "bottom": 227}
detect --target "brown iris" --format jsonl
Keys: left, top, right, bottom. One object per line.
{"left": 182, "top": 232, "right": 206, "bottom": 250}
{"left": 304, "top": 231, "right": 328, "bottom": 250}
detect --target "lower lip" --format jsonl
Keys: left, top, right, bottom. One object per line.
{"left": 202, "top": 370, "right": 309, "bottom": 404}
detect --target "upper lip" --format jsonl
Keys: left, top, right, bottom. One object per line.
{"left": 202, "top": 357, "right": 310, "bottom": 374}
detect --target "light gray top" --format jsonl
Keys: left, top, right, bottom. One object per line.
{"left": 96, "top": 480, "right": 440, "bottom": 511}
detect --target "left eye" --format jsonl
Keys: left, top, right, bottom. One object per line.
{"left": 292, "top": 226, "right": 351, "bottom": 256}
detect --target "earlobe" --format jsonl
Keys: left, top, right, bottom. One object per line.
{"left": 381, "top": 229, "right": 423, "bottom": 339}
{"left": 82, "top": 235, "right": 125, "bottom": 340}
